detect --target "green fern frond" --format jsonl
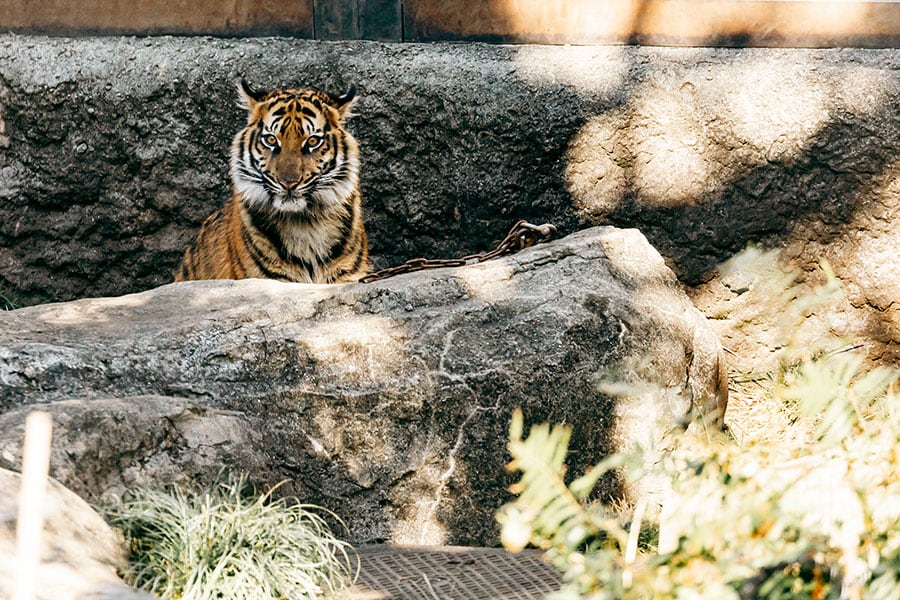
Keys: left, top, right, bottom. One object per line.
{"left": 499, "top": 410, "right": 628, "bottom": 559}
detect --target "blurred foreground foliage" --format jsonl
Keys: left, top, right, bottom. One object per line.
{"left": 498, "top": 266, "right": 900, "bottom": 599}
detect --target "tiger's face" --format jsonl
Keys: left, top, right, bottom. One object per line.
{"left": 231, "top": 79, "right": 359, "bottom": 217}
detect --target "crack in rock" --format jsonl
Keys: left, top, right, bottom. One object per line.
{"left": 421, "top": 400, "right": 501, "bottom": 545}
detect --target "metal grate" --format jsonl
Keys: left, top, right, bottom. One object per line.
{"left": 343, "top": 545, "right": 561, "bottom": 600}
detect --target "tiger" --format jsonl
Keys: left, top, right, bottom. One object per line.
{"left": 174, "top": 79, "right": 370, "bottom": 284}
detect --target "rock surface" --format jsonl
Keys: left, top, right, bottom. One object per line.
{"left": 0, "top": 37, "right": 896, "bottom": 367}
{"left": 0, "top": 227, "right": 726, "bottom": 545}
{"left": 0, "top": 467, "right": 156, "bottom": 600}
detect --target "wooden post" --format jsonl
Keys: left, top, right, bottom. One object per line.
{"left": 315, "top": 0, "right": 361, "bottom": 39}
{"left": 360, "top": 0, "right": 403, "bottom": 41}
{"left": 13, "top": 412, "right": 53, "bottom": 600}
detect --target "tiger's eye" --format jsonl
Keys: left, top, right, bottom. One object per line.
{"left": 305, "top": 135, "right": 324, "bottom": 150}
{"left": 261, "top": 133, "right": 279, "bottom": 148}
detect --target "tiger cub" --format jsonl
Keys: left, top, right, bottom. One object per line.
{"left": 174, "top": 79, "right": 370, "bottom": 284}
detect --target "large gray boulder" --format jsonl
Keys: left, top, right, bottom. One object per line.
{"left": 0, "top": 468, "right": 156, "bottom": 600}
{"left": 0, "top": 227, "right": 726, "bottom": 545}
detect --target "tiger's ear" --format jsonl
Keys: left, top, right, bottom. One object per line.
{"left": 235, "top": 77, "right": 266, "bottom": 110}
{"left": 329, "top": 84, "right": 357, "bottom": 120}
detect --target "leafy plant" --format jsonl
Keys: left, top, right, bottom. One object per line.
{"left": 497, "top": 410, "right": 636, "bottom": 599}
{"left": 498, "top": 270, "right": 900, "bottom": 599}
{"left": 106, "top": 477, "right": 356, "bottom": 600}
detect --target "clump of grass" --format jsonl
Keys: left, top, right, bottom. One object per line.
{"left": 0, "top": 282, "right": 22, "bottom": 310}
{"left": 106, "top": 478, "right": 356, "bottom": 600}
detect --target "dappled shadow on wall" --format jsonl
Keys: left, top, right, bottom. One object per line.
{"left": 515, "top": 45, "right": 895, "bottom": 266}
{"left": 509, "top": 36, "right": 898, "bottom": 361}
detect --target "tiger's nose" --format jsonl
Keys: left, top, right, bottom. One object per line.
{"left": 282, "top": 178, "right": 301, "bottom": 190}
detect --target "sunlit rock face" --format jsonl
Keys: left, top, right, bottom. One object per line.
{"left": 0, "top": 468, "right": 156, "bottom": 600}
{"left": 548, "top": 47, "right": 898, "bottom": 367}
{"left": 0, "top": 227, "right": 725, "bottom": 545}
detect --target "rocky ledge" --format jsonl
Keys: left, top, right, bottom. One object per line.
{"left": 0, "top": 226, "right": 726, "bottom": 546}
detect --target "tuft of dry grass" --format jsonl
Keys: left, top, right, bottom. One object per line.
{"left": 106, "top": 477, "right": 357, "bottom": 600}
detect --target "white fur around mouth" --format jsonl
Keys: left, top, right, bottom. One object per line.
{"left": 271, "top": 194, "right": 309, "bottom": 213}
{"left": 234, "top": 177, "right": 310, "bottom": 214}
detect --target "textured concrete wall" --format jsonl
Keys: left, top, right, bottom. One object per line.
{"left": 0, "top": 36, "right": 897, "bottom": 361}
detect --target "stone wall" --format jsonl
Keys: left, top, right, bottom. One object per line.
{"left": 0, "top": 36, "right": 897, "bottom": 363}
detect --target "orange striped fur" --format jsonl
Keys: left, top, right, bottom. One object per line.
{"left": 175, "top": 79, "right": 369, "bottom": 284}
